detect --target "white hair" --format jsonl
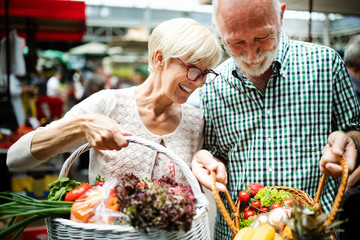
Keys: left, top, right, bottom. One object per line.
{"left": 147, "top": 18, "right": 223, "bottom": 72}
{"left": 212, "top": 0, "right": 282, "bottom": 28}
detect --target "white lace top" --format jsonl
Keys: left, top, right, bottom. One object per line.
{"left": 7, "top": 87, "right": 204, "bottom": 184}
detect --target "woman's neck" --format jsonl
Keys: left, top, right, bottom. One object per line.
{"left": 134, "top": 79, "right": 181, "bottom": 135}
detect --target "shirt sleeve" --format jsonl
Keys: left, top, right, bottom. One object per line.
{"left": 199, "top": 86, "right": 229, "bottom": 165}
{"left": 6, "top": 131, "right": 47, "bottom": 168}
{"left": 331, "top": 51, "right": 360, "bottom": 131}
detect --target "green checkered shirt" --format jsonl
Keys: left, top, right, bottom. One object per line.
{"left": 200, "top": 32, "right": 360, "bottom": 239}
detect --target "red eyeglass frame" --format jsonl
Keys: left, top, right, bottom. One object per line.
{"left": 176, "top": 58, "right": 219, "bottom": 84}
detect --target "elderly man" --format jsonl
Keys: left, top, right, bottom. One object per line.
{"left": 191, "top": 0, "right": 360, "bottom": 239}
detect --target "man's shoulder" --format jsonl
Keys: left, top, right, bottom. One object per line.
{"left": 216, "top": 57, "right": 236, "bottom": 73}
{"left": 290, "top": 39, "right": 337, "bottom": 55}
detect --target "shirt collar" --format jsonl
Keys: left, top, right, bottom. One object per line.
{"left": 273, "top": 31, "right": 291, "bottom": 77}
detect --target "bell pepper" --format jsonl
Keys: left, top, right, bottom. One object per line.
{"left": 70, "top": 200, "right": 95, "bottom": 223}
{"left": 64, "top": 183, "right": 93, "bottom": 202}
{"left": 105, "top": 196, "right": 119, "bottom": 211}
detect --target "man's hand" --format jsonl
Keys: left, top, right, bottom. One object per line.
{"left": 191, "top": 150, "right": 228, "bottom": 192}
{"left": 320, "top": 131, "right": 359, "bottom": 190}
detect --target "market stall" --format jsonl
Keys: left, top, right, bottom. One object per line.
{"left": 0, "top": 0, "right": 86, "bottom": 131}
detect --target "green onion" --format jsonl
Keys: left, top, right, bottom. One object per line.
{"left": 0, "top": 215, "right": 44, "bottom": 238}
{"left": 0, "top": 192, "right": 72, "bottom": 238}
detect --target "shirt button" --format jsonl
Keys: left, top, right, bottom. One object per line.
{"left": 269, "top": 167, "right": 273, "bottom": 173}
{"left": 267, "top": 138, "right": 272, "bottom": 143}
{"left": 266, "top": 109, "right": 271, "bottom": 115}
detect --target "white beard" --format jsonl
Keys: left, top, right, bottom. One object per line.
{"left": 234, "top": 49, "right": 276, "bottom": 77}
{"left": 228, "top": 47, "right": 277, "bottom": 77}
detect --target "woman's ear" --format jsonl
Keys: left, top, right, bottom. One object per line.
{"left": 154, "top": 50, "right": 164, "bottom": 69}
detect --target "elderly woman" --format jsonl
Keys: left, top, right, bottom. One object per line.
{"left": 6, "top": 18, "right": 223, "bottom": 184}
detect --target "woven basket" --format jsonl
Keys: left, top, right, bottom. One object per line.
{"left": 211, "top": 155, "right": 349, "bottom": 238}
{"left": 46, "top": 135, "right": 210, "bottom": 240}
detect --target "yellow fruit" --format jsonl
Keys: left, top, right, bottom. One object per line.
{"left": 233, "top": 227, "right": 256, "bottom": 240}
{"left": 234, "top": 227, "right": 255, "bottom": 240}
{"left": 282, "top": 225, "right": 293, "bottom": 240}
{"left": 250, "top": 224, "right": 275, "bottom": 240}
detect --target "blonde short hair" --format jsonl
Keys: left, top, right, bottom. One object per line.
{"left": 148, "top": 18, "right": 222, "bottom": 72}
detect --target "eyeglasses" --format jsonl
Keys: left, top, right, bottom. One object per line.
{"left": 176, "top": 58, "right": 219, "bottom": 84}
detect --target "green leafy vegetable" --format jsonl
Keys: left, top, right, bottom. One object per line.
{"left": 254, "top": 187, "right": 293, "bottom": 207}
{"left": 239, "top": 213, "right": 255, "bottom": 229}
{"left": 48, "top": 177, "right": 81, "bottom": 201}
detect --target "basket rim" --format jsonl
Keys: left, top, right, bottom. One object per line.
{"left": 268, "top": 185, "right": 318, "bottom": 208}
{"left": 46, "top": 205, "right": 209, "bottom": 233}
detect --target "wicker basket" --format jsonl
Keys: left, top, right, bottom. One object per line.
{"left": 46, "top": 135, "right": 211, "bottom": 240}
{"left": 210, "top": 155, "right": 349, "bottom": 238}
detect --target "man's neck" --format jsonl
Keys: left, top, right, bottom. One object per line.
{"left": 244, "top": 67, "right": 274, "bottom": 94}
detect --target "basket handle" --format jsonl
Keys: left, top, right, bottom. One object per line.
{"left": 210, "top": 155, "right": 348, "bottom": 231}
{"left": 314, "top": 155, "right": 348, "bottom": 224}
{"left": 210, "top": 170, "right": 239, "bottom": 236}
{"left": 58, "top": 135, "right": 209, "bottom": 209}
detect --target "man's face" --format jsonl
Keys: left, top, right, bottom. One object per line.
{"left": 228, "top": 37, "right": 279, "bottom": 77}
{"left": 216, "top": 0, "right": 283, "bottom": 77}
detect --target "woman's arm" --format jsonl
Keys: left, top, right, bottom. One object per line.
{"left": 30, "top": 116, "right": 84, "bottom": 160}
{"left": 7, "top": 114, "right": 132, "bottom": 169}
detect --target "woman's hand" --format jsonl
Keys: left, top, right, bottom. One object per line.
{"left": 30, "top": 114, "right": 133, "bottom": 161}
{"left": 81, "top": 114, "right": 132, "bottom": 150}
{"left": 191, "top": 150, "right": 228, "bottom": 192}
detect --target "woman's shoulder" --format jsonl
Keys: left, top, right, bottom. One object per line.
{"left": 181, "top": 104, "right": 204, "bottom": 127}
{"left": 182, "top": 103, "right": 202, "bottom": 115}
{"left": 85, "top": 87, "right": 135, "bottom": 102}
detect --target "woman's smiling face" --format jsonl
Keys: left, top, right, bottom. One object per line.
{"left": 160, "top": 58, "right": 207, "bottom": 104}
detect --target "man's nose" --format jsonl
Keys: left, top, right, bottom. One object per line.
{"left": 244, "top": 44, "right": 261, "bottom": 62}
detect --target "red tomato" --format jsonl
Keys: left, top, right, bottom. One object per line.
{"left": 244, "top": 210, "right": 256, "bottom": 219}
{"left": 248, "top": 183, "right": 265, "bottom": 196}
{"left": 259, "top": 206, "right": 269, "bottom": 213}
{"left": 250, "top": 200, "right": 261, "bottom": 211}
{"left": 242, "top": 206, "right": 251, "bottom": 213}
{"left": 65, "top": 183, "right": 93, "bottom": 202}
{"left": 271, "top": 203, "right": 282, "bottom": 209}
{"left": 94, "top": 180, "right": 105, "bottom": 187}
{"left": 281, "top": 198, "right": 298, "bottom": 207}
{"left": 238, "top": 191, "right": 250, "bottom": 202}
